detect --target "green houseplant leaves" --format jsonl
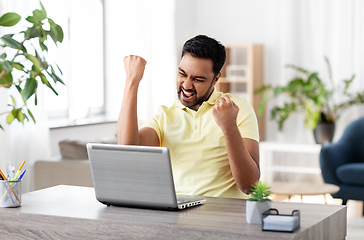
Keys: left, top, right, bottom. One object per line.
{"left": 0, "top": 2, "right": 64, "bottom": 130}
{"left": 255, "top": 57, "right": 364, "bottom": 130}
{"left": 0, "top": 13, "right": 21, "bottom": 27}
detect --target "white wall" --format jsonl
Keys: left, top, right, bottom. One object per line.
{"left": 174, "top": 0, "right": 197, "bottom": 60}
{"left": 175, "top": 0, "right": 281, "bottom": 83}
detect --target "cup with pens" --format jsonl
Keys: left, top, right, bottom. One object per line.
{"left": 0, "top": 161, "right": 26, "bottom": 208}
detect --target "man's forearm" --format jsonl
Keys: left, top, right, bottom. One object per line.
{"left": 117, "top": 81, "right": 140, "bottom": 145}
{"left": 117, "top": 55, "right": 147, "bottom": 145}
{"left": 211, "top": 96, "right": 260, "bottom": 193}
{"left": 222, "top": 125, "right": 260, "bottom": 193}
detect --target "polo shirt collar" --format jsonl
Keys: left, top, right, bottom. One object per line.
{"left": 175, "top": 99, "right": 186, "bottom": 110}
{"left": 206, "top": 88, "right": 221, "bottom": 105}
{"left": 175, "top": 87, "right": 221, "bottom": 110}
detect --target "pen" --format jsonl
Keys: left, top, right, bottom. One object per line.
{"left": 0, "top": 169, "right": 7, "bottom": 181}
{"left": 12, "top": 161, "right": 25, "bottom": 181}
{"left": 18, "top": 170, "right": 26, "bottom": 180}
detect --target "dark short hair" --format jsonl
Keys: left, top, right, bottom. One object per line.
{"left": 181, "top": 35, "right": 226, "bottom": 76}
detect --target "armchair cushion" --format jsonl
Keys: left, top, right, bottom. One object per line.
{"left": 59, "top": 140, "right": 88, "bottom": 160}
{"left": 58, "top": 135, "right": 117, "bottom": 160}
{"left": 336, "top": 163, "right": 364, "bottom": 186}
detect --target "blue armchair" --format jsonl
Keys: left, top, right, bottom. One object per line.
{"left": 320, "top": 117, "right": 364, "bottom": 206}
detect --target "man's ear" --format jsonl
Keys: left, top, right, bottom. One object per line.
{"left": 212, "top": 72, "right": 221, "bottom": 86}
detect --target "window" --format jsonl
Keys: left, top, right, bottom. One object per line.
{"left": 42, "top": 0, "right": 105, "bottom": 121}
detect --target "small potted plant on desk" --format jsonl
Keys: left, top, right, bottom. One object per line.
{"left": 246, "top": 181, "right": 272, "bottom": 224}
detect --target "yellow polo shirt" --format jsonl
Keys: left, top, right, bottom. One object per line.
{"left": 142, "top": 89, "right": 259, "bottom": 199}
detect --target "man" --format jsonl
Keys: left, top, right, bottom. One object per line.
{"left": 118, "top": 35, "right": 260, "bottom": 199}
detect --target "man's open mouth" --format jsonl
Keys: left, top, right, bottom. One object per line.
{"left": 181, "top": 89, "right": 196, "bottom": 100}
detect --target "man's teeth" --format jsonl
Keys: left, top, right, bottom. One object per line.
{"left": 183, "top": 90, "right": 194, "bottom": 97}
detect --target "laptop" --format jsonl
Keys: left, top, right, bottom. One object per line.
{"left": 86, "top": 143, "right": 206, "bottom": 210}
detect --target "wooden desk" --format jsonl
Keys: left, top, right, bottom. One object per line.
{"left": 0, "top": 185, "right": 346, "bottom": 239}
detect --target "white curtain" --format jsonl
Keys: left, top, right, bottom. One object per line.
{"left": 0, "top": 0, "right": 52, "bottom": 193}
{"left": 104, "top": 0, "right": 177, "bottom": 124}
{"left": 266, "top": 0, "right": 364, "bottom": 144}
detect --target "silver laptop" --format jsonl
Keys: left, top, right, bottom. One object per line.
{"left": 86, "top": 143, "right": 206, "bottom": 210}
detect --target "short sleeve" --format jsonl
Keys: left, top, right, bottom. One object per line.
{"left": 236, "top": 98, "right": 260, "bottom": 142}
{"left": 141, "top": 107, "right": 164, "bottom": 144}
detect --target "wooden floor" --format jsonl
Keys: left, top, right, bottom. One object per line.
{"left": 271, "top": 194, "right": 364, "bottom": 240}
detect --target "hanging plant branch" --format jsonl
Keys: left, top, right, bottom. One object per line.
{"left": 0, "top": 2, "right": 64, "bottom": 131}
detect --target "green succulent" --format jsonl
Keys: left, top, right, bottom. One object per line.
{"left": 248, "top": 181, "right": 272, "bottom": 202}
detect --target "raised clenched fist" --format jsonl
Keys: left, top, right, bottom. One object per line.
{"left": 124, "top": 55, "right": 147, "bottom": 85}
{"left": 212, "top": 95, "right": 239, "bottom": 132}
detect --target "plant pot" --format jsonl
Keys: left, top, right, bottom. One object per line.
{"left": 313, "top": 122, "right": 335, "bottom": 144}
{"left": 246, "top": 200, "right": 271, "bottom": 224}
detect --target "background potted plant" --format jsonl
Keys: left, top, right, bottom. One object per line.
{"left": 255, "top": 57, "right": 364, "bottom": 144}
{"left": 246, "top": 181, "right": 272, "bottom": 224}
{"left": 0, "top": 2, "right": 64, "bottom": 130}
